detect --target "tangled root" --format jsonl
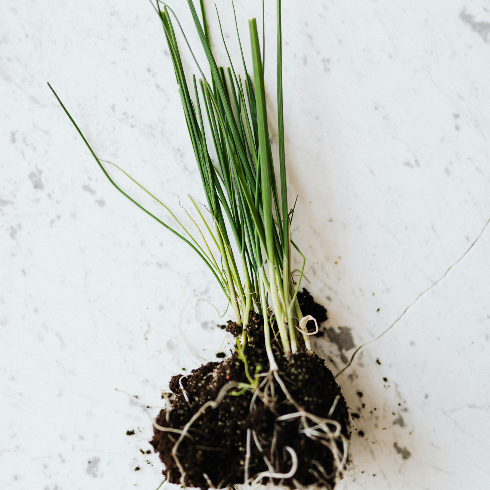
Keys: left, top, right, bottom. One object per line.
{"left": 150, "top": 335, "right": 350, "bottom": 489}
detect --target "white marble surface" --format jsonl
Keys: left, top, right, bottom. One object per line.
{"left": 2, "top": 0, "right": 490, "bottom": 489}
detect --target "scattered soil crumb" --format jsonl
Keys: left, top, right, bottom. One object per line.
{"left": 224, "top": 320, "right": 242, "bottom": 337}
{"left": 126, "top": 430, "right": 135, "bottom": 436}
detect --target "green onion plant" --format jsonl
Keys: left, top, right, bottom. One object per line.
{"left": 49, "top": 0, "right": 312, "bottom": 372}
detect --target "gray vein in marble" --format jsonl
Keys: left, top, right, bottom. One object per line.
{"left": 0, "top": 197, "right": 14, "bottom": 206}
{"left": 86, "top": 457, "right": 100, "bottom": 478}
{"left": 392, "top": 414, "right": 405, "bottom": 428}
{"left": 393, "top": 442, "right": 411, "bottom": 460}
{"left": 440, "top": 408, "right": 490, "bottom": 451}
{"left": 82, "top": 184, "right": 96, "bottom": 195}
{"left": 460, "top": 7, "right": 490, "bottom": 42}
{"left": 28, "top": 168, "right": 44, "bottom": 191}
{"left": 325, "top": 326, "right": 355, "bottom": 364}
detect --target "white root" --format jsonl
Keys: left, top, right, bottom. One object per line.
{"left": 262, "top": 453, "right": 275, "bottom": 473}
{"left": 178, "top": 375, "right": 191, "bottom": 405}
{"left": 275, "top": 409, "right": 348, "bottom": 475}
{"left": 151, "top": 420, "right": 194, "bottom": 440}
{"left": 252, "top": 430, "right": 263, "bottom": 453}
{"left": 307, "top": 468, "right": 325, "bottom": 485}
{"left": 252, "top": 446, "right": 298, "bottom": 484}
{"left": 202, "top": 473, "right": 215, "bottom": 489}
{"left": 297, "top": 315, "right": 319, "bottom": 335}
{"left": 155, "top": 355, "right": 347, "bottom": 488}
{"left": 260, "top": 371, "right": 348, "bottom": 485}
{"left": 273, "top": 370, "right": 302, "bottom": 411}
{"left": 270, "top": 426, "right": 278, "bottom": 466}
{"left": 292, "top": 478, "right": 306, "bottom": 490}
{"left": 164, "top": 394, "right": 171, "bottom": 423}
{"left": 244, "top": 429, "right": 252, "bottom": 484}
{"left": 169, "top": 381, "right": 241, "bottom": 486}
{"left": 312, "top": 459, "right": 333, "bottom": 484}
{"left": 328, "top": 395, "right": 340, "bottom": 417}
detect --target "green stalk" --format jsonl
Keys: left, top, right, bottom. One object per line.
{"left": 240, "top": 253, "right": 252, "bottom": 345}
{"left": 48, "top": 82, "right": 229, "bottom": 300}
{"left": 259, "top": 278, "right": 278, "bottom": 371}
{"left": 275, "top": 0, "right": 296, "bottom": 353}
{"left": 249, "top": 18, "right": 291, "bottom": 355}
{"left": 220, "top": 240, "right": 242, "bottom": 326}
{"left": 52, "top": 0, "right": 315, "bottom": 366}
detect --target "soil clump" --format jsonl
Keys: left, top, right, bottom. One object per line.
{"left": 151, "top": 301, "right": 349, "bottom": 489}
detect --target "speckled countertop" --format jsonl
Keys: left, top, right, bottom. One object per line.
{"left": 1, "top": 1, "right": 490, "bottom": 489}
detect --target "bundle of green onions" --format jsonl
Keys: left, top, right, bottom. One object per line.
{"left": 50, "top": 0, "right": 309, "bottom": 367}
{"left": 49, "top": 0, "right": 350, "bottom": 487}
{"left": 156, "top": 0, "right": 312, "bottom": 368}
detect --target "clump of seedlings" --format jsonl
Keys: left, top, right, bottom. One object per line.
{"left": 50, "top": 0, "right": 350, "bottom": 488}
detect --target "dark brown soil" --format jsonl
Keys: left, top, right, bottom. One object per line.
{"left": 297, "top": 288, "right": 328, "bottom": 334}
{"left": 222, "top": 289, "right": 328, "bottom": 341}
{"left": 151, "top": 310, "right": 349, "bottom": 489}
